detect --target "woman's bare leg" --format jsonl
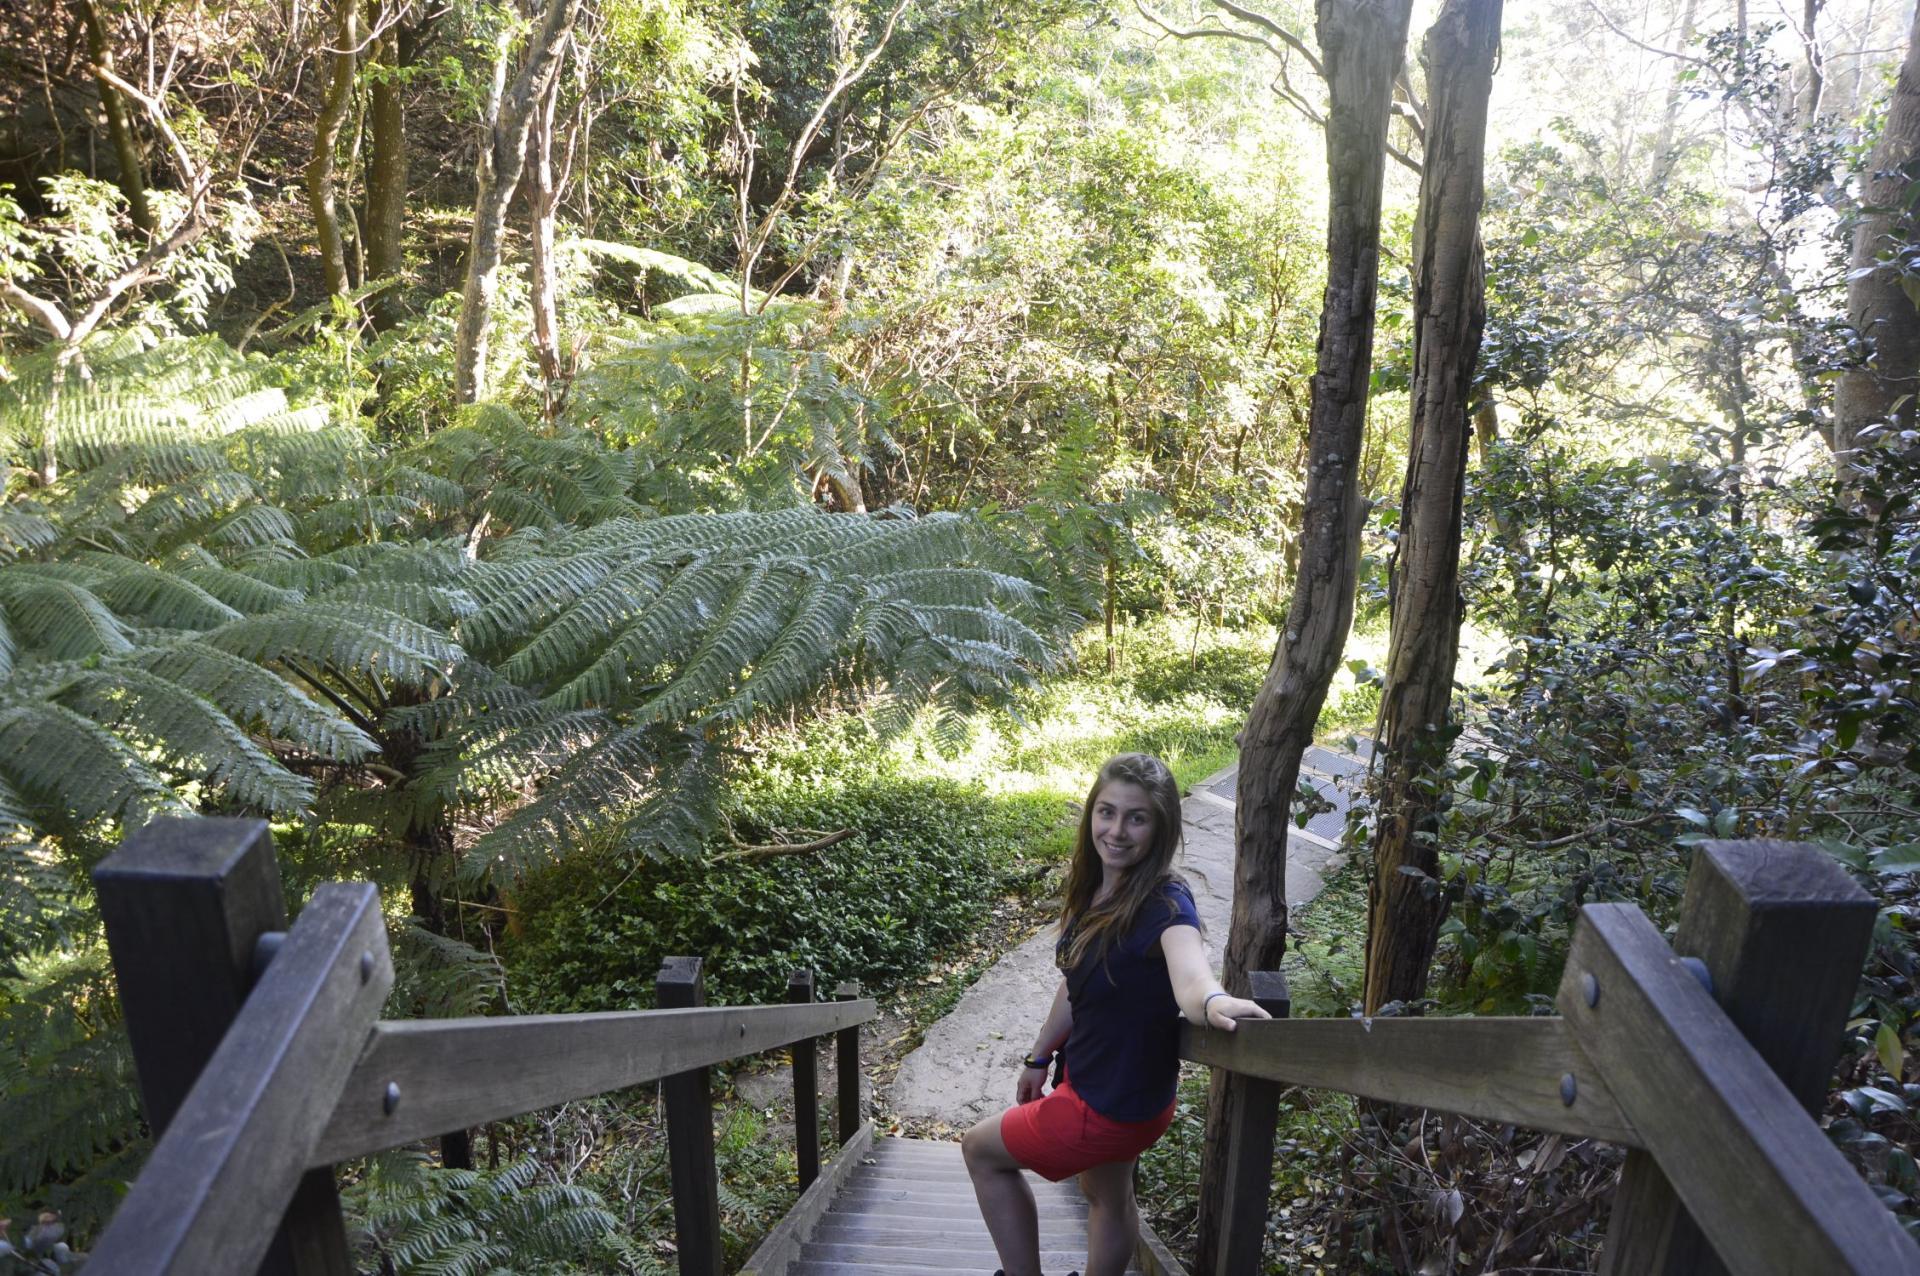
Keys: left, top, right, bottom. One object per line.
{"left": 1076, "top": 1159, "right": 1138, "bottom": 1276}
{"left": 963, "top": 1112, "right": 1041, "bottom": 1276}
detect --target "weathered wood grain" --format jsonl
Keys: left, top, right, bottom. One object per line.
{"left": 1598, "top": 838, "right": 1879, "bottom": 1275}
{"left": 1180, "top": 1012, "right": 1641, "bottom": 1147}
{"left": 309, "top": 996, "right": 874, "bottom": 1164}
{"left": 836, "top": 979, "right": 862, "bottom": 1144}
{"left": 658, "top": 957, "right": 721, "bottom": 1276}
{"left": 1212, "top": 970, "right": 1291, "bottom": 1276}
{"left": 95, "top": 817, "right": 360, "bottom": 1275}
{"left": 1560, "top": 902, "right": 1920, "bottom": 1275}
{"left": 87, "top": 882, "right": 392, "bottom": 1276}
{"left": 789, "top": 969, "right": 820, "bottom": 1190}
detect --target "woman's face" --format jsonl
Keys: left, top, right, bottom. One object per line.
{"left": 1090, "top": 780, "right": 1157, "bottom": 880}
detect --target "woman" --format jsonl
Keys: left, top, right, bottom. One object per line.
{"left": 962, "top": 753, "right": 1270, "bottom": 1276}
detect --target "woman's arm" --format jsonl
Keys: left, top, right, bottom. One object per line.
{"left": 1016, "top": 977, "right": 1073, "bottom": 1102}
{"left": 1160, "top": 925, "right": 1271, "bottom": 1030}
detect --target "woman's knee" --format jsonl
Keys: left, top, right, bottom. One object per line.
{"left": 962, "top": 1115, "right": 1008, "bottom": 1173}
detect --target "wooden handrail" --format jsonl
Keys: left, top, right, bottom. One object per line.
{"left": 87, "top": 881, "right": 392, "bottom": 1275}
{"left": 310, "top": 997, "right": 875, "bottom": 1165}
{"left": 1560, "top": 903, "right": 1918, "bottom": 1276}
{"left": 1180, "top": 1014, "right": 1642, "bottom": 1147}
{"left": 89, "top": 821, "right": 1918, "bottom": 1276}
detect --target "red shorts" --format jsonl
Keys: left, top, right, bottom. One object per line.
{"left": 997, "top": 1075, "right": 1175, "bottom": 1182}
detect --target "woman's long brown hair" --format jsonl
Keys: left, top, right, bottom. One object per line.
{"left": 1056, "top": 753, "right": 1185, "bottom": 972}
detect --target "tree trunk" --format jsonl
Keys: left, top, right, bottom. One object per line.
{"left": 1650, "top": 0, "right": 1700, "bottom": 181}
{"left": 1191, "top": 3, "right": 1414, "bottom": 1271}
{"left": 1833, "top": 4, "right": 1920, "bottom": 471}
{"left": 1361, "top": 0, "right": 1501, "bottom": 1017}
{"left": 74, "top": 0, "right": 153, "bottom": 238}
{"left": 307, "top": 0, "right": 359, "bottom": 299}
{"left": 526, "top": 65, "right": 565, "bottom": 407}
{"left": 1804, "top": 0, "right": 1826, "bottom": 125}
{"left": 365, "top": 3, "right": 413, "bottom": 331}
{"left": 452, "top": 0, "right": 580, "bottom": 405}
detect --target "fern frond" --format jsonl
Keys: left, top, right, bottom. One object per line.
{"left": 0, "top": 697, "right": 188, "bottom": 826}
{"left": 628, "top": 559, "right": 799, "bottom": 725}
{"left": 539, "top": 555, "right": 740, "bottom": 708}
{"left": 495, "top": 559, "right": 673, "bottom": 688}
{"left": 84, "top": 557, "right": 245, "bottom": 629}
{"left": 388, "top": 922, "right": 507, "bottom": 1019}
{"left": 177, "top": 562, "right": 307, "bottom": 614}
{"left": 60, "top": 667, "right": 316, "bottom": 813}
{"left": 131, "top": 641, "right": 377, "bottom": 761}
{"left": 206, "top": 604, "right": 465, "bottom": 683}
{"left": 461, "top": 726, "right": 681, "bottom": 883}
{"left": 455, "top": 554, "right": 619, "bottom": 655}
{"left": 0, "top": 572, "right": 133, "bottom": 659}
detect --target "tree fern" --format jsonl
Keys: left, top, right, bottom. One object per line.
{"left": 346, "top": 1152, "right": 622, "bottom": 1275}
{"left": 387, "top": 923, "right": 508, "bottom": 1019}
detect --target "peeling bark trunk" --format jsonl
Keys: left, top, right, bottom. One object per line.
{"left": 452, "top": 0, "right": 580, "bottom": 405}
{"left": 1362, "top": 0, "right": 1501, "bottom": 1016}
{"left": 74, "top": 0, "right": 153, "bottom": 238}
{"left": 1833, "top": 5, "right": 1920, "bottom": 471}
{"left": 307, "top": 0, "right": 359, "bottom": 299}
{"left": 1191, "top": 3, "right": 1414, "bottom": 1270}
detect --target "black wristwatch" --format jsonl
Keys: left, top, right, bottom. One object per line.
{"left": 1021, "top": 1051, "right": 1055, "bottom": 1070}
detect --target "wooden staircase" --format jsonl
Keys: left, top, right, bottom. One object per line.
{"left": 743, "top": 1131, "right": 1179, "bottom": 1275}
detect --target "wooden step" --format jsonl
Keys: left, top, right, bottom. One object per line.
{"left": 810, "top": 1219, "right": 1093, "bottom": 1247}
{"left": 787, "top": 1258, "right": 1121, "bottom": 1266}
{"left": 801, "top": 1242, "right": 1090, "bottom": 1267}
{"left": 754, "top": 1134, "right": 1150, "bottom": 1274}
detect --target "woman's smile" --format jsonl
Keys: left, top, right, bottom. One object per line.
{"left": 1090, "top": 781, "right": 1157, "bottom": 880}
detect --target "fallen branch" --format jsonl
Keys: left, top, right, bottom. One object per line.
{"left": 711, "top": 826, "right": 856, "bottom": 863}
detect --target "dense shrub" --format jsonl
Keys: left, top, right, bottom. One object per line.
{"left": 505, "top": 775, "right": 1019, "bottom": 1010}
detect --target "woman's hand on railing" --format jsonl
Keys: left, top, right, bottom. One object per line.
{"left": 1204, "top": 994, "right": 1272, "bottom": 1032}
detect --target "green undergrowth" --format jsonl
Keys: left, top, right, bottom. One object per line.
{"left": 505, "top": 772, "right": 1018, "bottom": 1012}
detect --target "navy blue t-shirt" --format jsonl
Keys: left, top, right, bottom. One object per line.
{"left": 1057, "top": 877, "right": 1202, "bottom": 1122}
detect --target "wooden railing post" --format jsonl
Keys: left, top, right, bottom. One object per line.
{"left": 93, "top": 817, "right": 352, "bottom": 1276}
{"left": 1595, "top": 839, "right": 1877, "bottom": 1275}
{"left": 787, "top": 970, "right": 820, "bottom": 1190}
{"left": 834, "top": 980, "right": 862, "bottom": 1144}
{"left": 656, "top": 957, "right": 723, "bottom": 1276}
{"left": 1210, "top": 970, "right": 1291, "bottom": 1276}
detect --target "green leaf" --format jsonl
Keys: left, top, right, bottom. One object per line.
{"left": 1879, "top": 1023, "right": 1906, "bottom": 1081}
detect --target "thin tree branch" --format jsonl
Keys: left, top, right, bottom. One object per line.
{"left": 739, "top": 0, "right": 912, "bottom": 288}
{"left": 0, "top": 280, "right": 75, "bottom": 341}
{"left": 1210, "top": 0, "right": 1324, "bottom": 76}
{"left": 711, "top": 826, "right": 855, "bottom": 862}
{"left": 1135, "top": 0, "right": 1310, "bottom": 71}
{"left": 89, "top": 64, "right": 199, "bottom": 186}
